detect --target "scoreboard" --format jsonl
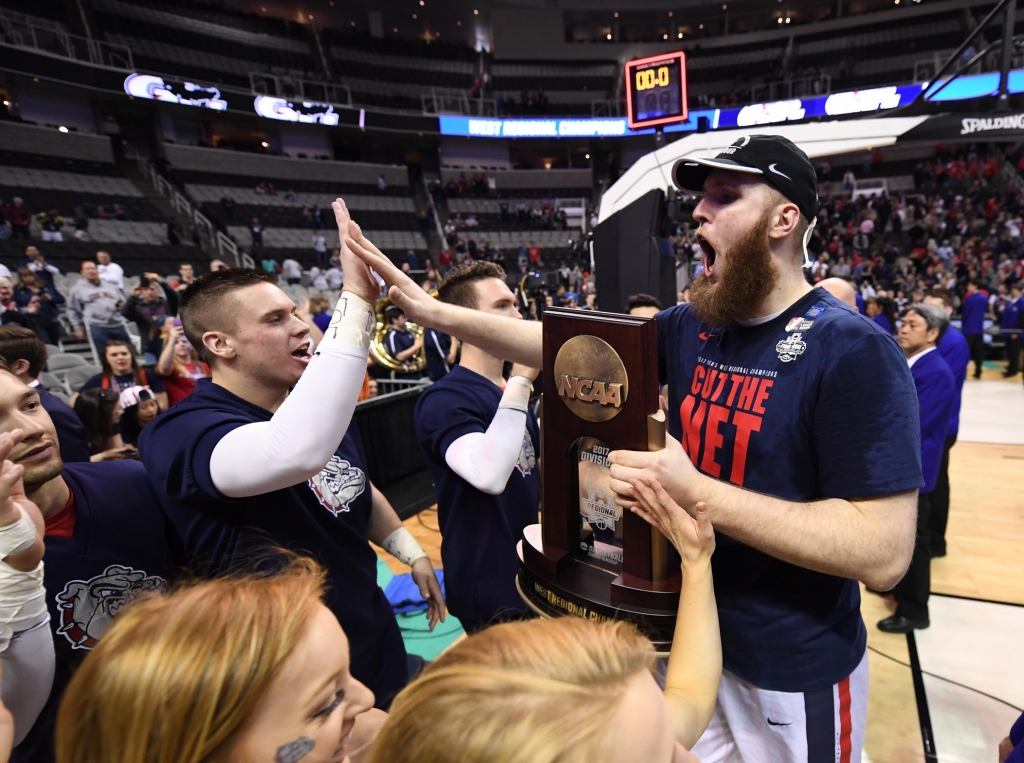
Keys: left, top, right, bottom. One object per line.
{"left": 625, "top": 51, "right": 688, "bottom": 130}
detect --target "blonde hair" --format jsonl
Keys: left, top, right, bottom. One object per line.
{"left": 366, "top": 617, "right": 656, "bottom": 763}
{"left": 56, "top": 557, "right": 326, "bottom": 763}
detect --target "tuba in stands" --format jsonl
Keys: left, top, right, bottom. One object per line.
{"left": 369, "top": 293, "right": 434, "bottom": 373}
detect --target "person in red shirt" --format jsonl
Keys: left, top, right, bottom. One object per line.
{"left": 527, "top": 241, "right": 541, "bottom": 265}
{"left": 155, "top": 318, "right": 210, "bottom": 406}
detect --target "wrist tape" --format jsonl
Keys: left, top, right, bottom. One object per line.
{"left": 324, "top": 292, "right": 374, "bottom": 350}
{"left": 0, "top": 508, "right": 36, "bottom": 558}
{"left": 382, "top": 526, "right": 428, "bottom": 567}
{"left": 499, "top": 376, "right": 533, "bottom": 414}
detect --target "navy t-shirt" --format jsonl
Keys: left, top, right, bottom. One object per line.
{"left": 414, "top": 365, "right": 540, "bottom": 626}
{"left": 138, "top": 378, "right": 407, "bottom": 705}
{"left": 14, "top": 461, "right": 183, "bottom": 763}
{"left": 423, "top": 328, "right": 453, "bottom": 382}
{"left": 656, "top": 288, "right": 923, "bottom": 692}
{"left": 961, "top": 291, "right": 989, "bottom": 335}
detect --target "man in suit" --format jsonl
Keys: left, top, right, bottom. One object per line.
{"left": 960, "top": 280, "right": 989, "bottom": 379}
{"left": 923, "top": 288, "right": 970, "bottom": 558}
{"left": 879, "top": 304, "right": 957, "bottom": 633}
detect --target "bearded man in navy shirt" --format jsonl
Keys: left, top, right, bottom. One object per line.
{"left": 879, "top": 304, "right": 955, "bottom": 633}
{"left": 348, "top": 135, "right": 922, "bottom": 763}
{"left": 140, "top": 199, "right": 444, "bottom": 710}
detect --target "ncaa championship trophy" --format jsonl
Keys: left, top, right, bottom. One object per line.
{"left": 517, "top": 307, "right": 681, "bottom": 649}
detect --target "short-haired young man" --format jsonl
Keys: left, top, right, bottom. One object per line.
{"left": 880, "top": 304, "right": 957, "bottom": 633}
{"left": 0, "top": 327, "right": 90, "bottom": 464}
{"left": 413, "top": 262, "right": 539, "bottom": 634}
{"left": 1, "top": 368, "right": 182, "bottom": 763}
{"left": 350, "top": 135, "right": 922, "bottom": 761}
{"left": 626, "top": 293, "right": 662, "bottom": 318}
{"left": 383, "top": 306, "right": 423, "bottom": 378}
{"left": 923, "top": 288, "right": 970, "bottom": 557}
{"left": 139, "top": 200, "right": 444, "bottom": 708}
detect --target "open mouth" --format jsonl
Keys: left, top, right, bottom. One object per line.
{"left": 291, "top": 341, "right": 311, "bottom": 364}
{"left": 696, "top": 233, "right": 717, "bottom": 278}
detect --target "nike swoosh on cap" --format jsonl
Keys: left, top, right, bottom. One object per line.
{"left": 768, "top": 163, "right": 792, "bottom": 180}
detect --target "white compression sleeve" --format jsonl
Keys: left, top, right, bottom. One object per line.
{"left": 209, "top": 292, "right": 373, "bottom": 498}
{"left": 443, "top": 376, "right": 532, "bottom": 496}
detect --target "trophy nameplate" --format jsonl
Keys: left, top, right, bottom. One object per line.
{"left": 518, "top": 307, "right": 681, "bottom": 649}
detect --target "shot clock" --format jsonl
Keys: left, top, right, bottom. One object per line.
{"left": 624, "top": 51, "right": 688, "bottom": 130}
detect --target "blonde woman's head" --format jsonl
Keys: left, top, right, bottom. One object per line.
{"left": 367, "top": 617, "right": 691, "bottom": 763}
{"left": 56, "top": 556, "right": 375, "bottom": 763}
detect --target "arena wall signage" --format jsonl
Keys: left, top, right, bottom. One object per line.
{"left": 253, "top": 96, "right": 340, "bottom": 126}
{"left": 123, "top": 73, "right": 227, "bottom": 110}
{"left": 900, "top": 111, "right": 1024, "bottom": 142}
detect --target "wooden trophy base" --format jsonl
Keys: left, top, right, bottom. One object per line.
{"left": 517, "top": 524, "right": 679, "bottom": 651}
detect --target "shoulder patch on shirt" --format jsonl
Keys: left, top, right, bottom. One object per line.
{"left": 56, "top": 564, "right": 167, "bottom": 649}
{"left": 309, "top": 455, "right": 367, "bottom": 516}
{"left": 805, "top": 305, "right": 826, "bottom": 318}
{"left": 785, "top": 317, "right": 815, "bottom": 332}
{"left": 776, "top": 332, "right": 807, "bottom": 362}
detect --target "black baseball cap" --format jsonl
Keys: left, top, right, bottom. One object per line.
{"left": 672, "top": 134, "right": 819, "bottom": 223}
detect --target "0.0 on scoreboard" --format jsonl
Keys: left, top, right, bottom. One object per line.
{"left": 625, "top": 51, "right": 688, "bottom": 130}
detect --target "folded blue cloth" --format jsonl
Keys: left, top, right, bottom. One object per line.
{"left": 385, "top": 570, "right": 447, "bottom": 615}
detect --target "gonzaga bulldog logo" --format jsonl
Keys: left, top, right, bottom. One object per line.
{"left": 308, "top": 455, "right": 366, "bottom": 516}
{"left": 515, "top": 430, "right": 536, "bottom": 476}
{"left": 56, "top": 565, "right": 166, "bottom": 649}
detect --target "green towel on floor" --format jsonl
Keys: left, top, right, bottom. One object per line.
{"left": 376, "top": 558, "right": 464, "bottom": 660}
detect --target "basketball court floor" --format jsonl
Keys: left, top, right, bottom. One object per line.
{"left": 378, "top": 362, "right": 1024, "bottom": 762}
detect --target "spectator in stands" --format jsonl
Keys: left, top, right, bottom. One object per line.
{"left": 55, "top": 557, "right": 379, "bottom": 763}
{"left": 77, "top": 340, "right": 168, "bottom": 410}
{"left": 626, "top": 294, "right": 662, "bottom": 318}
{"left": 116, "top": 385, "right": 159, "bottom": 447}
{"left": 961, "top": 280, "right": 989, "bottom": 378}
{"left": 3, "top": 197, "right": 31, "bottom": 239}
{"left": 377, "top": 174, "right": 388, "bottom": 193}
{"left": 282, "top": 257, "right": 303, "bottom": 286}
{"left": 95, "top": 250, "right": 124, "bottom": 291}
{"left": 170, "top": 262, "right": 195, "bottom": 293}
{"left": 261, "top": 255, "right": 281, "bottom": 278}
{"left": 14, "top": 267, "right": 63, "bottom": 345}
{"left": 155, "top": 318, "right": 210, "bottom": 406}
{"left": 250, "top": 216, "right": 265, "bottom": 249}
{"left": 312, "top": 229, "right": 327, "bottom": 265}
{"left": 167, "top": 217, "right": 182, "bottom": 246}
{"left": 307, "top": 294, "right": 332, "bottom": 333}
{"left": 72, "top": 205, "right": 89, "bottom": 241}
{"left": 110, "top": 203, "right": 127, "bottom": 221}
{"left": 527, "top": 240, "right": 541, "bottom": 267}
{"left": 0, "top": 326, "right": 90, "bottom": 463}
{"left": 880, "top": 304, "right": 956, "bottom": 633}
{"left": 220, "top": 189, "right": 236, "bottom": 221}
{"left": 21, "top": 246, "right": 60, "bottom": 286}
{"left": 122, "top": 276, "right": 174, "bottom": 364}
{"left": 0, "top": 277, "right": 34, "bottom": 331}
{"left": 73, "top": 388, "right": 134, "bottom": 458}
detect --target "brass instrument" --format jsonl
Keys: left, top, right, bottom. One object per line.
{"left": 369, "top": 292, "right": 436, "bottom": 373}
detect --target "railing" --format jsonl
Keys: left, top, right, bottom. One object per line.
{"left": 422, "top": 89, "right": 496, "bottom": 117}
{"left": 1001, "top": 158, "right": 1024, "bottom": 196}
{"left": 373, "top": 378, "right": 431, "bottom": 397}
{"left": 0, "top": 8, "right": 132, "bottom": 69}
{"left": 250, "top": 72, "right": 351, "bottom": 107}
{"left": 750, "top": 73, "right": 831, "bottom": 104}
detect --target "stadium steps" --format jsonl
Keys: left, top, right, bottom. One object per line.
{"left": 118, "top": 159, "right": 218, "bottom": 255}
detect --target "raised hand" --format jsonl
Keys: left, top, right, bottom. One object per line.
{"left": 333, "top": 200, "right": 378, "bottom": 304}
{"left": 345, "top": 220, "right": 439, "bottom": 328}
{"left": 628, "top": 476, "right": 714, "bottom": 569}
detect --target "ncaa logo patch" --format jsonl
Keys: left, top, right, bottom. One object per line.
{"left": 309, "top": 455, "right": 366, "bottom": 516}
{"left": 56, "top": 565, "right": 166, "bottom": 649}
{"left": 776, "top": 332, "right": 807, "bottom": 362}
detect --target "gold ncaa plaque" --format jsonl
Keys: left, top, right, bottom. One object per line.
{"left": 553, "top": 335, "right": 629, "bottom": 422}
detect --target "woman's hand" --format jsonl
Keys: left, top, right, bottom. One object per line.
{"left": 628, "top": 476, "right": 715, "bottom": 569}
{"left": 410, "top": 557, "right": 446, "bottom": 630}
